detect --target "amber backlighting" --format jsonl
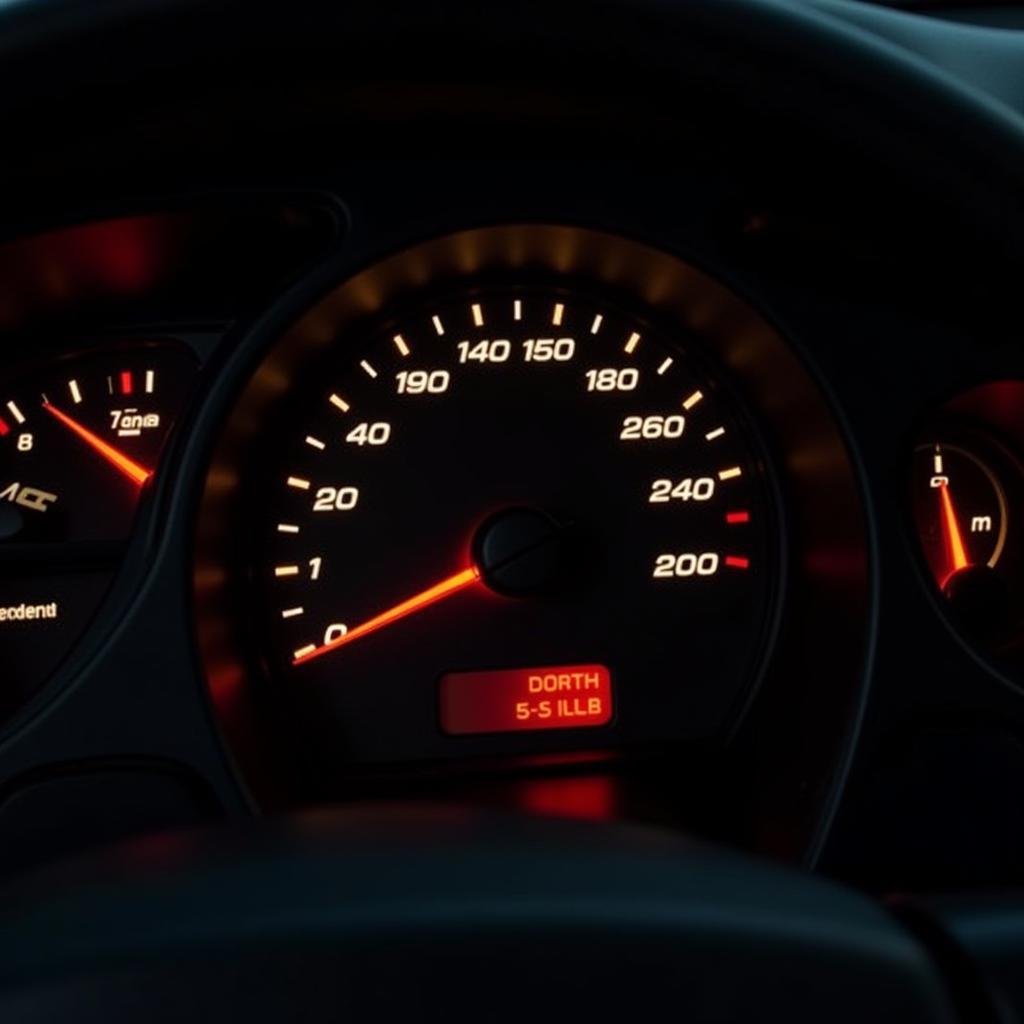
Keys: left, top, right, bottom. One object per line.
{"left": 440, "top": 664, "right": 612, "bottom": 735}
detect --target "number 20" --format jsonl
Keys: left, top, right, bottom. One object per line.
{"left": 313, "top": 486, "right": 359, "bottom": 512}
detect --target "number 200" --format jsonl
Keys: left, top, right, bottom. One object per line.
{"left": 652, "top": 552, "right": 720, "bottom": 578}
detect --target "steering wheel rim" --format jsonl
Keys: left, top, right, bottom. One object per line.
{"left": 0, "top": 808, "right": 960, "bottom": 1023}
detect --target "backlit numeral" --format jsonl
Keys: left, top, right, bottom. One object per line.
{"left": 524, "top": 337, "right": 575, "bottom": 362}
{"left": 346, "top": 422, "right": 391, "bottom": 446}
{"left": 620, "top": 415, "right": 685, "bottom": 440}
{"left": 648, "top": 477, "right": 715, "bottom": 503}
{"left": 652, "top": 552, "right": 720, "bottom": 578}
{"left": 324, "top": 623, "right": 348, "bottom": 644}
{"left": 313, "top": 486, "right": 359, "bottom": 512}
{"left": 457, "top": 339, "right": 510, "bottom": 363}
{"left": 586, "top": 367, "right": 639, "bottom": 392}
{"left": 397, "top": 370, "right": 450, "bottom": 394}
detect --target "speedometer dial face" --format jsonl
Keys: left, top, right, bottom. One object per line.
{"left": 254, "top": 284, "right": 779, "bottom": 765}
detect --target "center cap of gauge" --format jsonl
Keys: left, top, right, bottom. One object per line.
{"left": 473, "top": 507, "right": 565, "bottom": 597}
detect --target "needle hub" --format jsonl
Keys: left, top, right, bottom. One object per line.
{"left": 473, "top": 507, "right": 566, "bottom": 597}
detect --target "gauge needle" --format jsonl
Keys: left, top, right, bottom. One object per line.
{"left": 42, "top": 403, "right": 153, "bottom": 486}
{"left": 293, "top": 566, "right": 482, "bottom": 665}
{"left": 938, "top": 481, "right": 970, "bottom": 578}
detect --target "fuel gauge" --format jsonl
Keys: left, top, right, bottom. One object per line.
{"left": 912, "top": 433, "right": 1024, "bottom": 646}
{"left": 913, "top": 443, "right": 1008, "bottom": 585}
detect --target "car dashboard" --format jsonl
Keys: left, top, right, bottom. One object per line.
{"left": 2, "top": 2, "right": 1024, "bottom": 1004}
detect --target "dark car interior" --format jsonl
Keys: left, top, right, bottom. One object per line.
{"left": 4, "top": 0, "right": 1024, "bottom": 1019}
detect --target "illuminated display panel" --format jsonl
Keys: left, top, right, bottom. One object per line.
{"left": 440, "top": 664, "right": 612, "bottom": 735}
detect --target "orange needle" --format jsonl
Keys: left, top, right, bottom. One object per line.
{"left": 43, "top": 403, "right": 153, "bottom": 486}
{"left": 938, "top": 481, "right": 970, "bottom": 577}
{"left": 293, "top": 566, "right": 482, "bottom": 665}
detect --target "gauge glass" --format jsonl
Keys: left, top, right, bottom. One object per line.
{"left": 912, "top": 443, "right": 1008, "bottom": 587}
{"left": 912, "top": 433, "right": 1024, "bottom": 648}
{"left": 0, "top": 343, "right": 196, "bottom": 725}
{"left": 253, "top": 285, "right": 780, "bottom": 765}
{"left": 0, "top": 345, "right": 195, "bottom": 544}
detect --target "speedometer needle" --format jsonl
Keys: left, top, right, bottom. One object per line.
{"left": 43, "top": 402, "right": 153, "bottom": 486}
{"left": 293, "top": 566, "right": 482, "bottom": 665}
{"left": 938, "top": 481, "right": 970, "bottom": 580}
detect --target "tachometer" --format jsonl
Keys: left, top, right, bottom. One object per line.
{"left": 0, "top": 344, "right": 196, "bottom": 544}
{"left": 252, "top": 283, "right": 779, "bottom": 765}
{"left": 0, "top": 342, "right": 196, "bottom": 725}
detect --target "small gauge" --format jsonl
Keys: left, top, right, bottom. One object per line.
{"left": 912, "top": 434, "right": 1024, "bottom": 644}
{"left": 0, "top": 342, "right": 196, "bottom": 726}
{"left": 0, "top": 345, "right": 195, "bottom": 544}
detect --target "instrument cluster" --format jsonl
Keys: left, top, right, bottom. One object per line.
{"left": 0, "top": 182, "right": 1017, "bottom": 879}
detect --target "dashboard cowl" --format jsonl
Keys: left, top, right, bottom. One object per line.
{"left": 0, "top": 808, "right": 957, "bottom": 1023}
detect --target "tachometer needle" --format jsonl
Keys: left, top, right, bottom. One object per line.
{"left": 43, "top": 402, "right": 153, "bottom": 486}
{"left": 938, "top": 481, "right": 970, "bottom": 578}
{"left": 293, "top": 566, "right": 482, "bottom": 665}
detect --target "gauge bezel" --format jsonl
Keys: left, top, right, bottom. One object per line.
{"left": 0, "top": 337, "right": 199, "bottom": 731}
{"left": 908, "top": 406, "right": 1024, "bottom": 678}
{"left": 912, "top": 439, "right": 1010, "bottom": 575}
{"left": 247, "top": 276, "right": 784, "bottom": 768}
{"left": 193, "top": 224, "right": 871, "bottom": 847}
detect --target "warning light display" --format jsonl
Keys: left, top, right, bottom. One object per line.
{"left": 440, "top": 664, "right": 613, "bottom": 735}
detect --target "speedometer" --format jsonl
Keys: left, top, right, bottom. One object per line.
{"left": 250, "top": 279, "right": 780, "bottom": 765}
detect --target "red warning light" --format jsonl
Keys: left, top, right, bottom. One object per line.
{"left": 440, "top": 664, "right": 613, "bottom": 735}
